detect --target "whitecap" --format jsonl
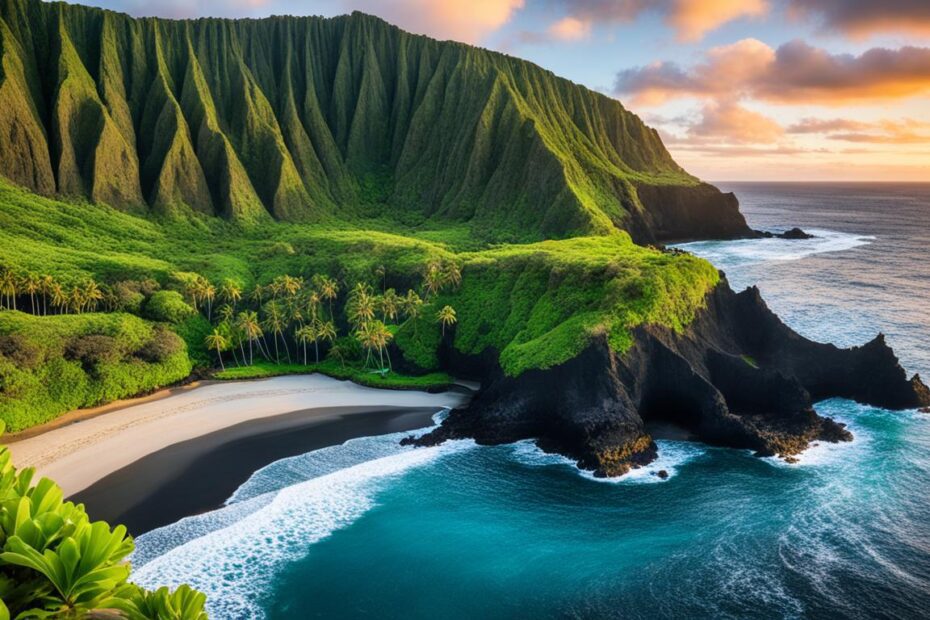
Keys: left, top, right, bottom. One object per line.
{"left": 227, "top": 408, "right": 449, "bottom": 504}
{"left": 507, "top": 438, "right": 706, "bottom": 484}
{"left": 673, "top": 228, "right": 873, "bottom": 271}
{"left": 131, "top": 441, "right": 473, "bottom": 619}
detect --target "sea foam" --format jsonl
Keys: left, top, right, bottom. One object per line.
{"left": 132, "top": 443, "right": 471, "bottom": 618}
{"left": 131, "top": 411, "right": 469, "bottom": 619}
{"left": 673, "top": 228, "right": 873, "bottom": 271}
{"left": 507, "top": 438, "right": 706, "bottom": 484}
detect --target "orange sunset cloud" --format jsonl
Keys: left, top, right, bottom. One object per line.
{"left": 350, "top": 0, "right": 524, "bottom": 44}
{"left": 614, "top": 39, "right": 930, "bottom": 105}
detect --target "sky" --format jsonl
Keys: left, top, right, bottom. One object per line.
{"left": 75, "top": 1, "right": 930, "bottom": 182}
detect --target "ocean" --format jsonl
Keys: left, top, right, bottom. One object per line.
{"left": 131, "top": 183, "right": 930, "bottom": 619}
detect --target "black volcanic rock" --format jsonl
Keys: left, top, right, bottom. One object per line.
{"left": 413, "top": 279, "right": 928, "bottom": 476}
{"left": 632, "top": 183, "right": 754, "bottom": 243}
{"left": 756, "top": 227, "right": 816, "bottom": 240}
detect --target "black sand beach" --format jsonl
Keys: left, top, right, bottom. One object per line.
{"left": 70, "top": 406, "right": 439, "bottom": 535}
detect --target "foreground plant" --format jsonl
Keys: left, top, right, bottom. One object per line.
{"left": 0, "top": 422, "right": 207, "bottom": 619}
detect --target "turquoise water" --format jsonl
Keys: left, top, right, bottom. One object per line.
{"left": 133, "top": 184, "right": 930, "bottom": 619}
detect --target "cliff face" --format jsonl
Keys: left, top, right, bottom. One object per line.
{"left": 414, "top": 279, "right": 930, "bottom": 475}
{"left": 0, "top": 0, "right": 750, "bottom": 241}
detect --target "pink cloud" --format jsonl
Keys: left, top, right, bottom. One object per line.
{"left": 614, "top": 39, "right": 930, "bottom": 105}
{"left": 348, "top": 0, "right": 524, "bottom": 44}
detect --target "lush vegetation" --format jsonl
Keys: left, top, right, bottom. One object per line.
{"left": 0, "top": 177, "right": 719, "bottom": 432}
{"left": 0, "top": 421, "right": 207, "bottom": 618}
{"left": 214, "top": 360, "right": 452, "bottom": 391}
{"left": 0, "top": 0, "right": 695, "bottom": 244}
{"left": 0, "top": 312, "right": 192, "bottom": 432}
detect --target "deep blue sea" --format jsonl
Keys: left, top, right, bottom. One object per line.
{"left": 133, "top": 183, "right": 930, "bottom": 619}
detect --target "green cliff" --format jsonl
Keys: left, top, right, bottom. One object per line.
{"left": 0, "top": 0, "right": 745, "bottom": 242}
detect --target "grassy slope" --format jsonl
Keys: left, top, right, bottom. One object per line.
{"left": 0, "top": 178, "right": 717, "bottom": 391}
{"left": 0, "top": 0, "right": 693, "bottom": 243}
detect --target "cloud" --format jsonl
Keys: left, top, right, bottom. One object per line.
{"left": 614, "top": 38, "right": 930, "bottom": 105}
{"left": 666, "top": 0, "right": 767, "bottom": 42}
{"left": 687, "top": 101, "right": 783, "bottom": 143}
{"left": 788, "top": 117, "right": 930, "bottom": 143}
{"left": 788, "top": 0, "right": 930, "bottom": 38}
{"left": 547, "top": 16, "right": 592, "bottom": 41}
{"left": 348, "top": 0, "right": 525, "bottom": 44}
{"left": 86, "top": 1, "right": 525, "bottom": 43}
{"left": 520, "top": 0, "right": 766, "bottom": 46}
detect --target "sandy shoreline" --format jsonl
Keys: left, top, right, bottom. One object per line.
{"left": 72, "top": 405, "right": 441, "bottom": 534}
{"left": 8, "top": 374, "right": 470, "bottom": 498}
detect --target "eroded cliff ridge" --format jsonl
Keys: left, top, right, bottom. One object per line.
{"left": 0, "top": 0, "right": 748, "bottom": 242}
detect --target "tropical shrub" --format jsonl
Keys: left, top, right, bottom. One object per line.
{"left": 0, "top": 422, "right": 208, "bottom": 618}
{"left": 143, "top": 292, "right": 195, "bottom": 325}
{"left": 0, "top": 313, "right": 192, "bottom": 431}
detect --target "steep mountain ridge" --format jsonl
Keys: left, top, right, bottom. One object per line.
{"left": 0, "top": 0, "right": 748, "bottom": 241}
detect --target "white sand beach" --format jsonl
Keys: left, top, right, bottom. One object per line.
{"left": 7, "top": 375, "right": 469, "bottom": 497}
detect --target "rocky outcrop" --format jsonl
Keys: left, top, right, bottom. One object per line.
{"left": 757, "top": 227, "right": 815, "bottom": 240}
{"left": 412, "top": 279, "right": 929, "bottom": 476}
{"left": 631, "top": 182, "right": 754, "bottom": 243}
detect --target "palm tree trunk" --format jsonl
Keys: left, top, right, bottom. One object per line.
{"left": 281, "top": 333, "right": 291, "bottom": 363}
{"left": 216, "top": 346, "right": 225, "bottom": 371}
{"left": 315, "top": 341, "right": 320, "bottom": 364}
{"left": 273, "top": 334, "right": 280, "bottom": 363}
{"left": 249, "top": 338, "right": 254, "bottom": 365}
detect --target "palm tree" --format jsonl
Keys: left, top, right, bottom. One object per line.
{"left": 443, "top": 262, "right": 462, "bottom": 289}
{"left": 262, "top": 302, "right": 290, "bottom": 363}
{"left": 380, "top": 288, "right": 400, "bottom": 323}
{"left": 402, "top": 290, "right": 424, "bottom": 334}
{"left": 437, "top": 305, "right": 457, "bottom": 337}
{"left": 203, "top": 282, "right": 216, "bottom": 320}
{"left": 423, "top": 262, "right": 445, "bottom": 299}
{"left": 68, "top": 286, "right": 85, "bottom": 314}
{"left": 249, "top": 283, "right": 265, "bottom": 307}
{"left": 281, "top": 274, "right": 303, "bottom": 298}
{"left": 50, "top": 283, "right": 67, "bottom": 314}
{"left": 314, "top": 320, "right": 337, "bottom": 363}
{"left": 236, "top": 311, "right": 263, "bottom": 365}
{"left": 356, "top": 320, "right": 393, "bottom": 372}
{"left": 220, "top": 279, "right": 242, "bottom": 310}
{"left": 82, "top": 279, "right": 103, "bottom": 313}
{"left": 0, "top": 267, "right": 18, "bottom": 310}
{"left": 22, "top": 273, "right": 40, "bottom": 315}
{"left": 295, "top": 323, "right": 316, "bottom": 365}
{"left": 183, "top": 277, "right": 202, "bottom": 310}
{"left": 204, "top": 329, "right": 229, "bottom": 371}
{"left": 218, "top": 304, "right": 235, "bottom": 324}
{"left": 40, "top": 274, "right": 54, "bottom": 315}
{"left": 347, "top": 283, "right": 375, "bottom": 329}
{"left": 305, "top": 290, "right": 322, "bottom": 323}
{"left": 316, "top": 275, "right": 339, "bottom": 320}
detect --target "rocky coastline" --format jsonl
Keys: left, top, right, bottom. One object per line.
{"left": 409, "top": 278, "right": 930, "bottom": 476}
